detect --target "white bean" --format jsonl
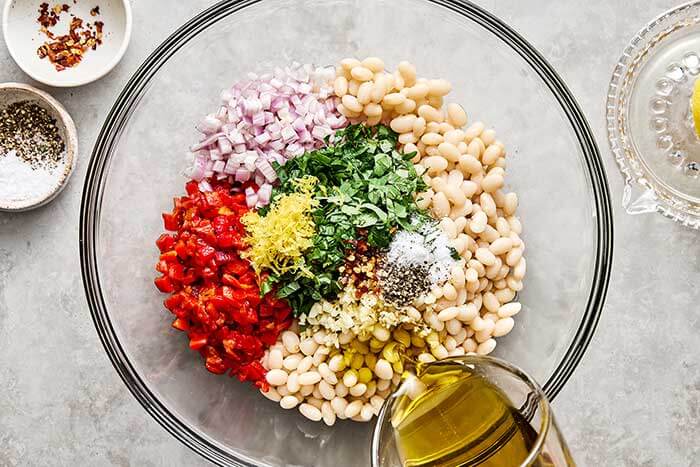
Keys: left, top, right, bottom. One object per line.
{"left": 281, "top": 331, "right": 300, "bottom": 353}
{"left": 431, "top": 191, "right": 450, "bottom": 218}
{"left": 362, "top": 56, "right": 384, "bottom": 72}
{"left": 298, "top": 371, "right": 322, "bottom": 386}
{"left": 300, "top": 385, "right": 314, "bottom": 396}
{"left": 481, "top": 129, "right": 497, "bottom": 146}
{"left": 481, "top": 173, "right": 504, "bottom": 193}
{"left": 268, "top": 349, "right": 283, "bottom": 369}
{"left": 318, "top": 362, "right": 338, "bottom": 384}
{"left": 467, "top": 138, "right": 485, "bottom": 158}
{"left": 482, "top": 144, "right": 503, "bottom": 165}
{"left": 483, "top": 292, "right": 500, "bottom": 312}
{"left": 504, "top": 192, "right": 518, "bottom": 216}
{"left": 349, "top": 383, "right": 368, "bottom": 397}
{"left": 447, "top": 103, "right": 468, "bottom": 127}
{"left": 475, "top": 326, "right": 494, "bottom": 343}
{"left": 458, "top": 154, "right": 482, "bottom": 175}
{"left": 335, "top": 381, "right": 349, "bottom": 398}
{"left": 417, "top": 104, "right": 443, "bottom": 122}
{"left": 345, "top": 400, "right": 363, "bottom": 418}
{"left": 498, "top": 302, "right": 522, "bottom": 318}
{"left": 321, "top": 401, "right": 337, "bottom": 426}
{"left": 428, "top": 79, "right": 451, "bottom": 96}
{"left": 391, "top": 114, "right": 417, "bottom": 134}
{"left": 297, "top": 356, "right": 313, "bottom": 374}
{"left": 457, "top": 303, "right": 478, "bottom": 322}
{"left": 438, "top": 306, "right": 460, "bottom": 321}
{"left": 299, "top": 403, "right": 323, "bottom": 421}
{"left": 507, "top": 277, "right": 524, "bottom": 291}
{"left": 442, "top": 283, "right": 458, "bottom": 301}
{"left": 508, "top": 216, "right": 523, "bottom": 234}
{"left": 299, "top": 338, "right": 318, "bottom": 356}
{"left": 283, "top": 354, "right": 301, "bottom": 371}
{"left": 334, "top": 76, "right": 349, "bottom": 97}
{"left": 477, "top": 338, "right": 497, "bottom": 355}
{"left": 480, "top": 225, "right": 500, "bottom": 243}
{"left": 328, "top": 354, "right": 346, "bottom": 372}
{"left": 475, "top": 247, "right": 497, "bottom": 266}
{"left": 493, "top": 318, "right": 515, "bottom": 337}
{"left": 480, "top": 192, "right": 497, "bottom": 218}
{"left": 490, "top": 237, "right": 513, "bottom": 256}
{"left": 398, "top": 61, "right": 417, "bottom": 86}
{"left": 440, "top": 218, "right": 457, "bottom": 239}
{"left": 495, "top": 287, "right": 516, "bottom": 304}
{"left": 446, "top": 318, "right": 463, "bottom": 335}
{"left": 350, "top": 66, "right": 373, "bottom": 82}
{"left": 343, "top": 371, "right": 358, "bottom": 388}
{"left": 423, "top": 156, "right": 449, "bottom": 176}
{"left": 374, "top": 359, "right": 394, "bottom": 380}
{"left": 331, "top": 396, "right": 348, "bottom": 417}
{"left": 506, "top": 247, "right": 523, "bottom": 267}
{"left": 266, "top": 369, "right": 288, "bottom": 386}
{"left": 438, "top": 142, "right": 460, "bottom": 162}
{"left": 286, "top": 371, "right": 301, "bottom": 393}
{"left": 341, "top": 94, "right": 363, "bottom": 113}
{"left": 464, "top": 121, "right": 485, "bottom": 141}
{"left": 261, "top": 387, "right": 281, "bottom": 403}
{"left": 280, "top": 395, "right": 300, "bottom": 409}
{"left": 432, "top": 344, "right": 449, "bottom": 360}
{"left": 383, "top": 92, "right": 405, "bottom": 106}
{"left": 319, "top": 380, "right": 336, "bottom": 400}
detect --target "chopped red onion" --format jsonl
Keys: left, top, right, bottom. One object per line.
{"left": 184, "top": 63, "right": 346, "bottom": 206}
{"left": 199, "top": 179, "right": 213, "bottom": 192}
{"left": 235, "top": 168, "right": 251, "bottom": 182}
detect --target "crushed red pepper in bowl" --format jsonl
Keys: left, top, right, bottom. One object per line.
{"left": 154, "top": 180, "right": 293, "bottom": 390}
{"left": 36, "top": 2, "right": 105, "bottom": 71}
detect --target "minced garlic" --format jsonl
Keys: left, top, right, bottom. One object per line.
{"left": 299, "top": 284, "right": 424, "bottom": 347}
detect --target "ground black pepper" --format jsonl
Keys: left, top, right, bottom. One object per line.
{"left": 0, "top": 101, "right": 65, "bottom": 170}
{"left": 377, "top": 256, "right": 433, "bottom": 307}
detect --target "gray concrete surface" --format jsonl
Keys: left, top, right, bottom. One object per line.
{"left": 0, "top": 1, "right": 698, "bottom": 466}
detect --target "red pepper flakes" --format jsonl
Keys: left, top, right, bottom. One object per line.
{"left": 35, "top": 2, "right": 104, "bottom": 71}
{"left": 154, "top": 180, "right": 292, "bottom": 390}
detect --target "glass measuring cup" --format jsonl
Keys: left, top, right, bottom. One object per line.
{"left": 370, "top": 355, "right": 575, "bottom": 467}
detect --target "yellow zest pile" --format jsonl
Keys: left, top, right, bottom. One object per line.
{"left": 242, "top": 176, "right": 318, "bottom": 276}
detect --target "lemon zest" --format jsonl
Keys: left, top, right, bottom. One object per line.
{"left": 242, "top": 176, "right": 318, "bottom": 276}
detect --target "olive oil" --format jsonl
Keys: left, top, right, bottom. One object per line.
{"left": 390, "top": 360, "right": 557, "bottom": 467}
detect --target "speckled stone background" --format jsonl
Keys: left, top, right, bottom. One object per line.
{"left": 0, "top": 1, "right": 698, "bottom": 466}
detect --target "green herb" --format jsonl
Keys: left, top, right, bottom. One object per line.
{"left": 262, "top": 124, "right": 429, "bottom": 316}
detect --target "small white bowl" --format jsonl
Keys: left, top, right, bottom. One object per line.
{"left": 2, "top": 0, "right": 132, "bottom": 87}
{"left": 0, "top": 82, "right": 78, "bottom": 211}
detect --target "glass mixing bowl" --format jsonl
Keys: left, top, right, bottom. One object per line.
{"left": 80, "top": 1, "right": 613, "bottom": 465}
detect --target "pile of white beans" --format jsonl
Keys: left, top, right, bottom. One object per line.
{"left": 260, "top": 57, "right": 526, "bottom": 425}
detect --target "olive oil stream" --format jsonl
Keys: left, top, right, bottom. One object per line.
{"left": 390, "top": 361, "right": 556, "bottom": 467}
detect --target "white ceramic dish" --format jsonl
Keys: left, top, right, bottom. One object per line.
{"left": 0, "top": 82, "right": 77, "bottom": 211}
{"left": 2, "top": 0, "right": 132, "bottom": 87}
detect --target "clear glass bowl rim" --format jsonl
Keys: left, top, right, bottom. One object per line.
{"left": 79, "top": 1, "right": 614, "bottom": 465}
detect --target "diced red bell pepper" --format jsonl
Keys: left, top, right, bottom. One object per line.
{"left": 154, "top": 275, "right": 175, "bottom": 293}
{"left": 162, "top": 212, "right": 180, "bottom": 231}
{"left": 154, "top": 180, "right": 292, "bottom": 388}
